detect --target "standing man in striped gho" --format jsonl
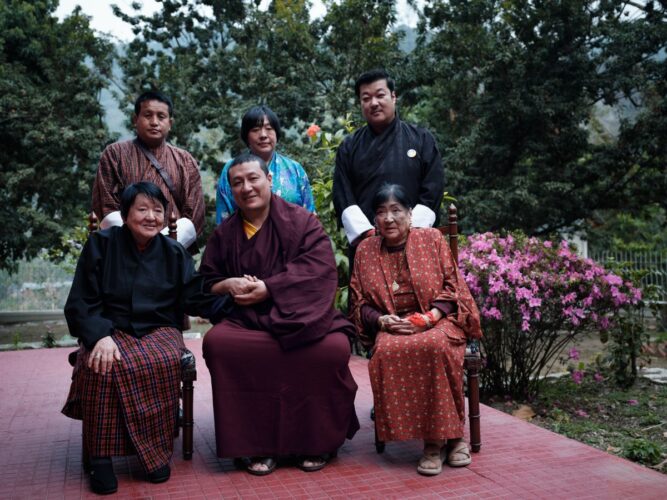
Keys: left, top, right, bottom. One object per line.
{"left": 92, "top": 90, "right": 205, "bottom": 250}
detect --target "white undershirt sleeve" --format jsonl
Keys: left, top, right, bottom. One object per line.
{"left": 99, "top": 211, "right": 123, "bottom": 230}
{"left": 161, "top": 218, "right": 197, "bottom": 248}
{"left": 411, "top": 204, "right": 437, "bottom": 228}
{"left": 341, "top": 205, "right": 374, "bottom": 244}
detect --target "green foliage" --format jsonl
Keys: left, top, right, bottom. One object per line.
{"left": 41, "top": 325, "right": 56, "bottom": 348}
{"left": 588, "top": 204, "right": 667, "bottom": 253}
{"left": 303, "top": 118, "right": 357, "bottom": 312}
{"left": 623, "top": 439, "right": 663, "bottom": 466}
{"left": 411, "top": 0, "right": 667, "bottom": 236}
{"left": 459, "top": 231, "right": 645, "bottom": 398}
{"left": 0, "top": 1, "right": 114, "bottom": 270}
{"left": 596, "top": 261, "right": 657, "bottom": 387}
{"left": 113, "top": 0, "right": 404, "bottom": 175}
{"left": 489, "top": 374, "right": 667, "bottom": 470}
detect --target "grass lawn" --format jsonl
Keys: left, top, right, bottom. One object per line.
{"left": 487, "top": 373, "right": 667, "bottom": 473}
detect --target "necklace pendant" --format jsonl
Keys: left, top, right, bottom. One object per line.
{"left": 392, "top": 281, "right": 399, "bottom": 292}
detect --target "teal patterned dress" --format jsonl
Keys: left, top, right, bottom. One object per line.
{"left": 215, "top": 151, "right": 315, "bottom": 224}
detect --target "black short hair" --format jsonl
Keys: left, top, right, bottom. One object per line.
{"left": 355, "top": 68, "right": 395, "bottom": 98}
{"left": 134, "top": 91, "right": 174, "bottom": 117}
{"left": 372, "top": 184, "right": 413, "bottom": 212}
{"left": 120, "top": 182, "right": 169, "bottom": 220}
{"left": 227, "top": 152, "right": 269, "bottom": 182}
{"left": 240, "top": 105, "right": 282, "bottom": 145}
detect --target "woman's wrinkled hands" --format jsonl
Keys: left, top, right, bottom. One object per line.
{"left": 378, "top": 314, "right": 416, "bottom": 335}
{"left": 88, "top": 336, "right": 121, "bottom": 375}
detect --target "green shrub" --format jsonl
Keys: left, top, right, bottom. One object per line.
{"left": 622, "top": 438, "right": 663, "bottom": 465}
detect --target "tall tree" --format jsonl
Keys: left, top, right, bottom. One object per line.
{"left": 410, "top": 0, "right": 667, "bottom": 235}
{"left": 113, "top": 0, "right": 405, "bottom": 171}
{"left": 0, "top": 0, "right": 113, "bottom": 269}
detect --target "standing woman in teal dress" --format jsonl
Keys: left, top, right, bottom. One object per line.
{"left": 216, "top": 105, "right": 315, "bottom": 223}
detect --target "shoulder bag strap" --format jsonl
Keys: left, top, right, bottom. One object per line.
{"left": 133, "top": 138, "right": 181, "bottom": 208}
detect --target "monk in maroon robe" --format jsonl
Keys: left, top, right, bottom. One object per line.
{"left": 199, "top": 152, "right": 359, "bottom": 476}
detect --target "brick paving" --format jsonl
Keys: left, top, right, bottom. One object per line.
{"left": 1, "top": 339, "right": 666, "bottom": 499}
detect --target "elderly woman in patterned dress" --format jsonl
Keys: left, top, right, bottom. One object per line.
{"left": 349, "top": 183, "right": 482, "bottom": 476}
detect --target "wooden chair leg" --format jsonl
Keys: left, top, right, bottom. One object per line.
{"left": 370, "top": 408, "right": 385, "bottom": 454}
{"left": 182, "top": 379, "right": 194, "bottom": 460}
{"left": 180, "top": 348, "right": 197, "bottom": 460}
{"left": 374, "top": 422, "right": 385, "bottom": 454}
{"left": 82, "top": 432, "right": 91, "bottom": 472}
{"left": 467, "top": 363, "right": 481, "bottom": 452}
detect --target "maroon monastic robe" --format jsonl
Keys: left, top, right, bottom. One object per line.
{"left": 200, "top": 195, "right": 359, "bottom": 457}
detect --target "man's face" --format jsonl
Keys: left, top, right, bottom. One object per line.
{"left": 359, "top": 79, "right": 396, "bottom": 133}
{"left": 133, "top": 100, "right": 173, "bottom": 147}
{"left": 229, "top": 161, "right": 273, "bottom": 215}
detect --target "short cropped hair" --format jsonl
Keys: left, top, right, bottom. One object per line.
{"left": 240, "top": 105, "right": 282, "bottom": 145}
{"left": 120, "top": 182, "right": 169, "bottom": 220}
{"left": 134, "top": 91, "right": 174, "bottom": 117}
{"left": 227, "top": 152, "right": 269, "bottom": 182}
{"left": 354, "top": 68, "right": 395, "bottom": 98}
{"left": 371, "top": 183, "right": 413, "bottom": 212}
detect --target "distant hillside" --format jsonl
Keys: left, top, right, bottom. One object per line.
{"left": 396, "top": 24, "right": 416, "bottom": 53}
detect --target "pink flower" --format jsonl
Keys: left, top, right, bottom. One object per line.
{"left": 571, "top": 370, "right": 584, "bottom": 384}
{"left": 306, "top": 124, "right": 321, "bottom": 138}
{"left": 575, "top": 409, "right": 589, "bottom": 417}
{"left": 604, "top": 273, "right": 623, "bottom": 286}
{"left": 594, "top": 372, "right": 604, "bottom": 383}
{"left": 627, "top": 399, "right": 638, "bottom": 406}
{"left": 561, "top": 292, "right": 577, "bottom": 305}
{"left": 481, "top": 306, "right": 502, "bottom": 320}
{"left": 568, "top": 347, "right": 580, "bottom": 361}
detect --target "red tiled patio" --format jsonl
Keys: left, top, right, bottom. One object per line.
{"left": 1, "top": 339, "right": 665, "bottom": 499}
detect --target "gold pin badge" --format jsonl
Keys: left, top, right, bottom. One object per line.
{"left": 407, "top": 149, "right": 417, "bottom": 158}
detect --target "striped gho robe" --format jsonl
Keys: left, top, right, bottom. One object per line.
{"left": 92, "top": 138, "right": 205, "bottom": 247}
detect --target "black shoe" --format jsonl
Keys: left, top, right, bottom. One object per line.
{"left": 147, "top": 464, "right": 171, "bottom": 484}
{"left": 89, "top": 457, "right": 117, "bottom": 495}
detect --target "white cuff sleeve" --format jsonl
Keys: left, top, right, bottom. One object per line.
{"left": 160, "top": 218, "right": 197, "bottom": 248}
{"left": 99, "top": 211, "right": 123, "bottom": 230}
{"left": 411, "top": 204, "right": 436, "bottom": 228}
{"left": 341, "top": 205, "right": 374, "bottom": 244}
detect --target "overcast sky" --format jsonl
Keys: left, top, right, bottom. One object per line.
{"left": 55, "top": 0, "right": 420, "bottom": 42}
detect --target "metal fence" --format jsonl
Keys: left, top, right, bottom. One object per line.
{"left": 0, "top": 259, "right": 73, "bottom": 312}
{"left": 1, "top": 250, "right": 664, "bottom": 311}
{"left": 590, "top": 250, "right": 667, "bottom": 302}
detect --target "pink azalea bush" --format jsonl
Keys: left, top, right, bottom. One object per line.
{"left": 458, "top": 232, "right": 643, "bottom": 398}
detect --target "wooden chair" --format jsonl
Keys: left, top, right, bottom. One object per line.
{"left": 71, "top": 212, "right": 197, "bottom": 470}
{"left": 373, "top": 204, "right": 483, "bottom": 454}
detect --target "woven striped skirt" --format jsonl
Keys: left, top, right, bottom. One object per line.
{"left": 62, "top": 327, "right": 184, "bottom": 473}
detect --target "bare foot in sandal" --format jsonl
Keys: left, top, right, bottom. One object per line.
{"left": 417, "top": 440, "right": 446, "bottom": 476}
{"left": 446, "top": 438, "right": 472, "bottom": 467}
{"left": 298, "top": 455, "right": 327, "bottom": 472}
{"left": 247, "top": 457, "right": 277, "bottom": 476}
